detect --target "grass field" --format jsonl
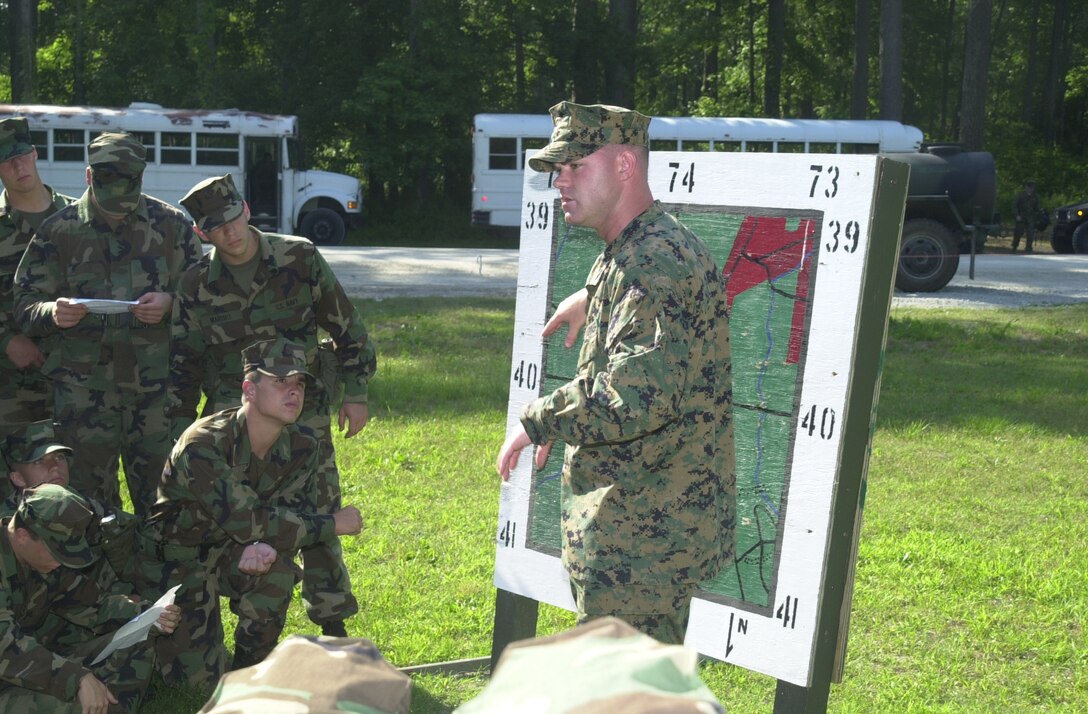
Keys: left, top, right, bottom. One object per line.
{"left": 143, "top": 298, "right": 1087, "bottom": 713}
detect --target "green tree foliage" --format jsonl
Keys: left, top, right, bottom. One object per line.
{"left": 2, "top": 0, "right": 1087, "bottom": 224}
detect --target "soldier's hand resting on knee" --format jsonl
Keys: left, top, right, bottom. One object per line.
{"left": 333, "top": 506, "right": 363, "bottom": 535}
{"left": 237, "top": 542, "right": 278, "bottom": 575}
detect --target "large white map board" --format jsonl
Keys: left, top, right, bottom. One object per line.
{"left": 494, "top": 151, "right": 904, "bottom": 687}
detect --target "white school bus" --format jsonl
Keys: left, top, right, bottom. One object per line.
{"left": 0, "top": 102, "right": 361, "bottom": 245}
{"left": 471, "top": 113, "right": 1001, "bottom": 293}
{"left": 471, "top": 113, "right": 925, "bottom": 229}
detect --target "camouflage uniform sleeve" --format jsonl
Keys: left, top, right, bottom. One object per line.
{"left": 0, "top": 594, "right": 88, "bottom": 701}
{"left": 521, "top": 275, "right": 685, "bottom": 447}
{"left": 174, "top": 440, "right": 337, "bottom": 551}
{"left": 311, "top": 246, "right": 376, "bottom": 403}
{"left": 166, "top": 270, "right": 206, "bottom": 430}
{"left": 12, "top": 231, "right": 61, "bottom": 338}
{"left": 48, "top": 564, "right": 144, "bottom": 632}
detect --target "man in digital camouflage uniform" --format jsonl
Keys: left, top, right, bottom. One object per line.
{"left": 142, "top": 338, "right": 364, "bottom": 690}
{"left": 169, "top": 173, "right": 375, "bottom": 638}
{"left": 13, "top": 132, "right": 202, "bottom": 515}
{"left": 497, "top": 102, "right": 736, "bottom": 644}
{"left": 4, "top": 419, "right": 140, "bottom": 585}
{"left": 0, "top": 483, "right": 181, "bottom": 713}
{"left": 0, "top": 117, "right": 74, "bottom": 491}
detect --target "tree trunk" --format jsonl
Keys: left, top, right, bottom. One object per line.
{"left": 605, "top": 0, "right": 637, "bottom": 107}
{"left": 764, "top": 0, "right": 785, "bottom": 117}
{"left": 851, "top": 0, "right": 871, "bottom": 119}
{"left": 879, "top": 0, "right": 903, "bottom": 120}
{"left": 1021, "top": 0, "right": 1041, "bottom": 125}
{"left": 9, "top": 0, "right": 37, "bottom": 101}
{"left": 959, "top": 0, "right": 993, "bottom": 151}
{"left": 747, "top": 0, "right": 757, "bottom": 107}
{"left": 573, "top": 0, "right": 602, "bottom": 102}
{"left": 939, "top": 0, "right": 957, "bottom": 137}
{"left": 1041, "top": 0, "right": 1070, "bottom": 143}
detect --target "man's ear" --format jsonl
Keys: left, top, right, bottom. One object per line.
{"left": 9, "top": 472, "right": 26, "bottom": 491}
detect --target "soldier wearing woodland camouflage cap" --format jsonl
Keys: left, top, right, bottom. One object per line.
{"left": 498, "top": 101, "right": 736, "bottom": 644}
{"left": 170, "top": 173, "right": 376, "bottom": 641}
{"left": 142, "top": 338, "right": 364, "bottom": 691}
{"left": 0, "top": 117, "right": 74, "bottom": 486}
{"left": 0, "top": 483, "right": 181, "bottom": 713}
{"left": 2, "top": 419, "right": 142, "bottom": 585}
{"left": 13, "top": 131, "right": 202, "bottom": 516}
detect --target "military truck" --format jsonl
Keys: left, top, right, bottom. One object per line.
{"left": 892, "top": 146, "right": 999, "bottom": 292}
{"left": 1049, "top": 200, "right": 1088, "bottom": 254}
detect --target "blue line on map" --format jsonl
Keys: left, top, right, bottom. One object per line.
{"left": 752, "top": 245, "right": 815, "bottom": 520}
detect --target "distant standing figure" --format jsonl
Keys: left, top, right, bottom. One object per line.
{"left": 1013, "top": 180, "right": 1040, "bottom": 252}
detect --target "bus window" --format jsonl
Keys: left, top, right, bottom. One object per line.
{"left": 681, "top": 141, "right": 711, "bottom": 152}
{"left": 196, "top": 133, "right": 240, "bottom": 166}
{"left": 521, "top": 137, "right": 548, "bottom": 169}
{"left": 650, "top": 139, "right": 678, "bottom": 151}
{"left": 746, "top": 141, "right": 774, "bottom": 153}
{"left": 30, "top": 130, "right": 48, "bottom": 160}
{"left": 54, "top": 129, "right": 86, "bottom": 162}
{"left": 841, "top": 142, "right": 879, "bottom": 154}
{"left": 713, "top": 141, "right": 743, "bottom": 152}
{"left": 162, "top": 132, "right": 192, "bottom": 164}
{"left": 809, "top": 142, "right": 838, "bottom": 154}
{"left": 777, "top": 142, "right": 806, "bottom": 153}
{"left": 489, "top": 138, "right": 518, "bottom": 170}
{"left": 286, "top": 137, "right": 305, "bottom": 170}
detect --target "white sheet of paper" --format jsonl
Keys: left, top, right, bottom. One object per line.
{"left": 91, "top": 584, "right": 181, "bottom": 665}
{"left": 70, "top": 298, "right": 140, "bottom": 314}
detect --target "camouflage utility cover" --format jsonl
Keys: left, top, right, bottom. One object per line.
{"left": 87, "top": 132, "right": 146, "bottom": 174}
{"left": 16, "top": 484, "right": 98, "bottom": 569}
{"left": 459, "top": 617, "right": 723, "bottom": 713}
{"left": 181, "top": 174, "right": 245, "bottom": 233}
{"left": 242, "top": 337, "right": 314, "bottom": 379}
{"left": 0, "top": 117, "right": 34, "bottom": 162}
{"left": 199, "top": 635, "right": 411, "bottom": 714}
{"left": 528, "top": 101, "right": 651, "bottom": 172}
{"left": 4, "top": 419, "right": 72, "bottom": 465}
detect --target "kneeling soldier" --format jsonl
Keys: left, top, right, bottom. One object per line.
{"left": 141, "top": 338, "right": 363, "bottom": 690}
{"left": 0, "top": 484, "right": 181, "bottom": 713}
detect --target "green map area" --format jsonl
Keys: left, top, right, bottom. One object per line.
{"left": 525, "top": 202, "right": 821, "bottom": 612}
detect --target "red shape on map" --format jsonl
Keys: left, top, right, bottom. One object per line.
{"left": 723, "top": 215, "right": 816, "bottom": 364}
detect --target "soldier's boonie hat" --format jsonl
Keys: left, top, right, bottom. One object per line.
{"left": 528, "top": 101, "right": 651, "bottom": 172}
{"left": 459, "top": 617, "right": 724, "bottom": 713}
{"left": 88, "top": 132, "right": 146, "bottom": 175}
{"left": 242, "top": 338, "right": 314, "bottom": 380}
{"left": 198, "top": 635, "right": 412, "bottom": 714}
{"left": 0, "top": 117, "right": 35, "bottom": 163}
{"left": 16, "top": 484, "right": 98, "bottom": 569}
{"left": 181, "top": 174, "right": 245, "bottom": 233}
{"left": 5, "top": 420, "right": 73, "bottom": 465}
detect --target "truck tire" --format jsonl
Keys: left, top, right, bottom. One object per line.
{"left": 896, "top": 218, "right": 960, "bottom": 292}
{"left": 300, "top": 208, "right": 346, "bottom": 246}
{"left": 1072, "top": 223, "right": 1088, "bottom": 255}
{"left": 1051, "top": 230, "right": 1073, "bottom": 254}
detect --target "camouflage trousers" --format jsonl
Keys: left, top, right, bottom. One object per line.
{"left": 0, "top": 619, "right": 157, "bottom": 713}
{"left": 53, "top": 381, "right": 171, "bottom": 516}
{"left": 136, "top": 534, "right": 301, "bottom": 692}
{"left": 0, "top": 375, "right": 54, "bottom": 498}
{"left": 263, "top": 417, "right": 357, "bottom": 628}
{"left": 569, "top": 577, "right": 698, "bottom": 645}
